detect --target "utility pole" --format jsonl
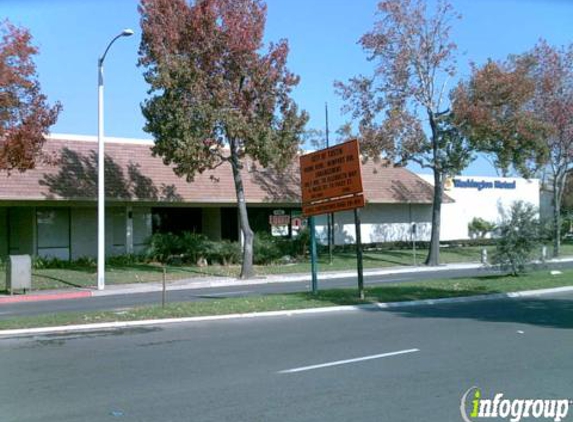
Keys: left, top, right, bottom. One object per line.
{"left": 326, "top": 102, "right": 334, "bottom": 265}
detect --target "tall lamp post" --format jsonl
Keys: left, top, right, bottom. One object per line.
{"left": 97, "top": 29, "right": 134, "bottom": 291}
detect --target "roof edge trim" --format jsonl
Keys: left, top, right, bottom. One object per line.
{"left": 46, "top": 133, "right": 154, "bottom": 145}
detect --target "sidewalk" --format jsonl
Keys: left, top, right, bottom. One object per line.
{"left": 2, "top": 258, "right": 572, "bottom": 304}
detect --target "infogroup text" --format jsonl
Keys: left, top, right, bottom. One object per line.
{"left": 461, "top": 387, "right": 571, "bottom": 422}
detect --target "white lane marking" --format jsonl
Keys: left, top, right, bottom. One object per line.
{"left": 278, "top": 348, "right": 420, "bottom": 374}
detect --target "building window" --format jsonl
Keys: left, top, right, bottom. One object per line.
{"left": 112, "top": 209, "right": 126, "bottom": 248}
{"left": 37, "top": 208, "right": 70, "bottom": 260}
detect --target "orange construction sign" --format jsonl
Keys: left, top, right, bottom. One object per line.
{"left": 300, "top": 139, "right": 363, "bottom": 204}
{"left": 299, "top": 139, "right": 365, "bottom": 217}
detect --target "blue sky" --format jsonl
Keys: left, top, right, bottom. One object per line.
{"left": 3, "top": 0, "right": 573, "bottom": 176}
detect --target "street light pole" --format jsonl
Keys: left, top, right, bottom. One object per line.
{"left": 97, "top": 29, "right": 134, "bottom": 291}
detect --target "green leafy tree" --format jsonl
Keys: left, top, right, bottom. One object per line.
{"left": 493, "top": 201, "right": 541, "bottom": 276}
{"left": 468, "top": 217, "right": 496, "bottom": 239}
{"left": 138, "top": 0, "right": 308, "bottom": 278}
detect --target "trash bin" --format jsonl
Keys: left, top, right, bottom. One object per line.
{"left": 6, "top": 255, "right": 32, "bottom": 295}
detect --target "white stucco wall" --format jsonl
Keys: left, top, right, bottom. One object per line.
{"left": 418, "top": 174, "right": 540, "bottom": 241}
{"left": 539, "top": 189, "right": 553, "bottom": 225}
{"left": 315, "top": 203, "right": 433, "bottom": 244}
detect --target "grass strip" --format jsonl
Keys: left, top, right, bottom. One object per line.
{"left": 0, "top": 269, "right": 571, "bottom": 331}
{"left": 3, "top": 244, "right": 573, "bottom": 291}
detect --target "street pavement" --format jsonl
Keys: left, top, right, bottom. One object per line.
{"left": 2, "top": 260, "right": 573, "bottom": 318}
{"left": 1, "top": 291, "right": 572, "bottom": 422}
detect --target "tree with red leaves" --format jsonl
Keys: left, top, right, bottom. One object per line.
{"left": 338, "top": 0, "right": 548, "bottom": 266}
{"left": 453, "top": 59, "right": 548, "bottom": 178}
{"left": 336, "top": 0, "right": 469, "bottom": 266}
{"left": 138, "top": 0, "right": 308, "bottom": 278}
{"left": 0, "top": 20, "right": 61, "bottom": 172}
{"left": 524, "top": 41, "right": 573, "bottom": 257}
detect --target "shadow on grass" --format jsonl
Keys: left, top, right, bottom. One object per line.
{"left": 32, "top": 273, "right": 85, "bottom": 289}
{"left": 166, "top": 266, "right": 238, "bottom": 278}
{"left": 295, "top": 283, "right": 498, "bottom": 307}
{"left": 332, "top": 251, "right": 412, "bottom": 267}
{"left": 102, "top": 263, "right": 235, "bottom": 279}
{"left": 40, "top": 266, "right": 97, "bottom": 274}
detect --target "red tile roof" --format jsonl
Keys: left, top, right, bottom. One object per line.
{"left": 0, "top": 135, "right": 449, "bottom": 205}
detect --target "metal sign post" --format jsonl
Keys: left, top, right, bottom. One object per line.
{"left": 299, "top": 139, "right": 366, "bottom": 299}
{"left": 412, "top": 222, "right": 417, "bottom": 267}
{"left": 309, "top": 216, "right": 318, "bottom": 295}
{"left": 354, "top": 208, "right": 364, "bottom": 300}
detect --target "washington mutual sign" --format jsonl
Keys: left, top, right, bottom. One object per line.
{"left": 452, "top": 179, "right": 517, "bottom": 191}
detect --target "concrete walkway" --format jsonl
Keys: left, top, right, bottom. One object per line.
{"left": 2, "top": 258, "right": 572, "bottom": 304}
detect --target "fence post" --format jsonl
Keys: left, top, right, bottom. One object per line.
{"left": 481, "top": 248, "right": 488, "bottom": 265}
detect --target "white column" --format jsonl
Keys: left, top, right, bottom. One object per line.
{"left": 126, "top": 206, "right": 134, "bottom": 254}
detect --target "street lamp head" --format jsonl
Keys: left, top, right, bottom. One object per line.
{"left": 100, "top": 28, "right": 135, "bottom": 65}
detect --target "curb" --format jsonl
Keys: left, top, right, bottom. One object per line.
{"left": 1, "top": 285, "right": 572, "bottom": 337}
{"left": 91, "top": 262, "right": 487, "bottom": 297}
{"left": 0, "top": 291, "right": 92, "bottom": 304}
{"left": 3, "top": 258, "right": 572, "bottom": 302}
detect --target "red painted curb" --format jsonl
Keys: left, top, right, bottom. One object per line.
{"left": 0, "top": 291, "right": 92, "bottom": 304}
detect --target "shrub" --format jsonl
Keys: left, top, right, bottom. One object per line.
{"left": 206, "top": 240, "right": 241, "bottom": 266}
{"left": 276, "top": 227, "right": 310, "bottom": 258}
{"left": 468, "top": 217, "right": 496, "bottom": 239}
{"left": 253, "top": 232, "right": 283, "bottom": 265}
{"left": 32, "top": 256, "right": 69, "bottom": 269}
{"left": 493, "top": 201, "right": 541, "bottom": 276}
{"left": 144, "top": 232, "right": 184, "bottom": 264}
{"left": 180, "top": 232, "right": 209, "bottom": 264}
{"left": 106, "top": 254, "right": 143, "bottom": 267}
{"left": 74, "top": 256, "right": 97, "bottom": 268}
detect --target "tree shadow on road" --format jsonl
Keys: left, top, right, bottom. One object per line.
{"left": 384, "top": 296, "right": 573, "bottom": 330}
{"left": 292, "top": 275, "right": 573, "bottom": 330}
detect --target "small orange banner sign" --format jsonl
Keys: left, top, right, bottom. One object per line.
{"left": 302, "top": 195, "right": 366, "bottom": 217}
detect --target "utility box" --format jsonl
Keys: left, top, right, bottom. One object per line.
{"left": 6, "top": 255, "right": 32, "bottom": 295}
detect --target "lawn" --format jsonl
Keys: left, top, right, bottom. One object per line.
{"left": 1, "top": 243, "right": 572, "bottom": 292}
{"left": 0, "top": 268, "right": 571, "bottom": 330}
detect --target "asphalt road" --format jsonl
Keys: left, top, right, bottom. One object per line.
{"left": 0, "top": 266, "right": 504, "bottom": 318}
{"left": 2, "top": 261, "right": 573, "bottom": 318}
{"left": 1, "top": 291, "right": 572, "bottom": 422}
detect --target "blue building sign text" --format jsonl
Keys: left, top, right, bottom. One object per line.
{"left": 453, "top": 179, "right": 516, "bottom": 191}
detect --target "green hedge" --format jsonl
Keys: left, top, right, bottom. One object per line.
{"left": 144, "top": 231, "right": 308, "bottom": 266}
